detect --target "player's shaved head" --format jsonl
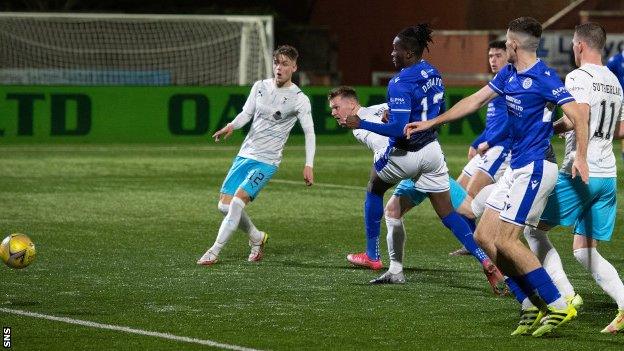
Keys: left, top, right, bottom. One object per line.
{"left": 507, "top": 17, "right": 542, "bottom": 51}
{"left": 328, "top": 86, "right": 358, "bottom": 102}
{"left": 574, "top": 22, "right": 606, "bottom": 50}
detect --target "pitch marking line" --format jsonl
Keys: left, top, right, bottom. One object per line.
{"left": 0, "top": 308, "right": 264, "bottom": 351}
{"left": 271, "top": 179, "right": 365, "bottom": 191}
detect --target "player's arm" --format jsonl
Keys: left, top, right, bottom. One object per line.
{"left": 477, "top": 115, "right": 510, "bottom": 155}
{"left": 405, "top": 85, "right": 498, "bottom": 138}
{"left": 298, "top": 96, "right": 316, "bottom": 186}
{"left": 469, "top": 132, "right": 487, "bottom": 159}
{"left": 561, "top": 101, "right": 589, "bottom": 182}
{"left": 345, "top": 85, "right": 408, "bottom": 137}
{"left": 613, "top": 105, "right": 624, "bottom": 139}
{"left": 213, "top": 82, "right": 258, "bottom": 141}
{"left": 553, "top": 115, "right": 575, "bottom": 134}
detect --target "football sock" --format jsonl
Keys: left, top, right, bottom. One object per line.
{"left": 524, "top": 227, "right": 575, "bottom": 297}
{"left": 385, "top": 216, "right": 405, "bottom": 274}
{"left": 508, "top": 275, "right": 538, "bottom": 309}
{"left": 574, "top": 248, "right": 624, "bottom": 309}
{"left": 364, "top": 191, "right": 383, "bottom": 261}
{"left": 211, "top": 197, "right": 245, "bottom": 255}
{"left": 525, "top": 267, "right": 566, "bottom": 309}
{"left": 218, "top": 201, "right": 262, "bottom": 243}
{"left": 441, "top": 211, "right": 488, "bottom": 265}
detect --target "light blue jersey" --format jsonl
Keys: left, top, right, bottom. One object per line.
{"left": 488, "top": 60, "right": 575, "bottom": 168}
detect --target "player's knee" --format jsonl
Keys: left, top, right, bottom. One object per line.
{"left": 384, "top": 198, "right": 402, "bottom": 219}
{"left": 217, "top": 202, "right": 230, "bottom": 215}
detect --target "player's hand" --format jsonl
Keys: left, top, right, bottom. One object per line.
{"left": 468, "top": 146, "right": 477, "bottom": 160}
{"left": 477, "top": 141, "right": 490, "bottom": 155}
{"left": 303, "top": 165, "right": 314, "bottom": 186}
{"left": 344, "top": 115, "right": 361, "bottom": 129}
{"left": 404, "top": 120, "right": 434, "bottom": 138}
{"left": 572, "top": 157, "right": 589, "bottom": 184}
{"left": 381, "top": 110, "right": 389, "bottom": 123}
{"left": 213, "top": 124, "right": 233, "bottom": 142}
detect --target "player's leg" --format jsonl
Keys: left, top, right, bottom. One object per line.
{"left": 199, "top": 158, "right": 276, "bottom": 265}
{"left": 465, "top": 146, "right": 509, "bottom": 198}
{"left": 524, "top": 173, "right": 585, "bottom": 305}
{"left": 457, "top": 153, "right": 480, "bottom": 189}
{"left": 570, "top": 177, "right": 624, "bottom": 333}
{"left": 217, "top": 193, "right": 262, "bottom": 241}
{"left": 369, "top": 191, "right": 415, "bottom": 284}
{"left": 347, "top": 165, "right": 394, "bottom": 269}
{"left": 495, "top": 160, "right": 575, "bottom": 336}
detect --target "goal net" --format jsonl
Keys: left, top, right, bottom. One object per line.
{"left": 0, "top": 12, "right": 273, "bottom": 86}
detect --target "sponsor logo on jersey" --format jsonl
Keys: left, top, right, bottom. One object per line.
{"left": 552, "top": 87, "right": 568, "bottom": 96}
{"left": 390, "top": 97, "right": 406, "bottom": 105}
{"left": 522, "top": 77, "right": 533, "bottom": 89}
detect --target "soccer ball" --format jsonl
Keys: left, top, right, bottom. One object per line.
{"left": 0, "top": 233, "right": 36, "bottom": 269}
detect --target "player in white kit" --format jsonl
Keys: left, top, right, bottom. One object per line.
{"left": 523, "top": 23, "right": 624, "bottom": 334}
{"left": 197, "top": 45, "right": 316, "bottom": 265}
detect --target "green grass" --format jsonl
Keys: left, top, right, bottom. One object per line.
{"left": 1, "top": 141, "right": 624, "bottom": 350}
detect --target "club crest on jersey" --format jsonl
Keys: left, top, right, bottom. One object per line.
{"left": 273, "top": 110, "right": 282, "bottom": 120}
{"left": 282, "top": 96, "right": 288, "bottom": 103}
{"left": 421, "top": 70, "right": 428, "bottom": 79}
{"left": 522, "top": 77, "right": 533, "bottom": 89}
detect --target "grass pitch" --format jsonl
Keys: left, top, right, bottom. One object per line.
{"left": 1, "top": 141, "right": 623, "bottom": 350}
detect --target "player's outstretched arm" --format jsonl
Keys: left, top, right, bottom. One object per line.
{"left": 404, "top": 85, "right": 497, "bottom": 138}
{"left": 561, "top": 101, "right": 590, "bottom": 183}
{"left": 299, "top": 98, "right": 315, "bottom": 186}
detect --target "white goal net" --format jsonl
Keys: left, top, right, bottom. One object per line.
{"left": 0, "top": 12, "right": 273, "bottom": 85}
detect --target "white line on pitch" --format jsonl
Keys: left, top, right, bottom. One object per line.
{"left": 0, "top": 308, "right": 264, "bottom": 351}
{"left": 271, "top": 179, "right": 365, "bottom": 191}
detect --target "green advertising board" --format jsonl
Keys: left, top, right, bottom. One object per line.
{"left": 0, "top": 86, "right": 486, "bottom": 143}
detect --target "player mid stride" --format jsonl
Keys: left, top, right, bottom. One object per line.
{"left": 197, "top": 45, "right": 316, "bottom": 265}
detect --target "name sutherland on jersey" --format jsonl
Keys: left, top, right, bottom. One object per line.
{"left": 592, "top": 82, "right": 621, "bottom": 95}
{"left": 421, "top": 77, "right": 443, "bottom": 93}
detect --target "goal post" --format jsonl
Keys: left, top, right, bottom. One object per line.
{"left": 0, "top": 12, "right": 273, "bottom": 86}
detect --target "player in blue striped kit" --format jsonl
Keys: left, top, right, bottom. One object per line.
{"left": 342, "top": 24, "right": 485, "bottom": 289}
{"left": 405, "top": 17, "right": 590, "bottom": 337}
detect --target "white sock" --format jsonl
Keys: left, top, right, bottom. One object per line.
{"left": 574, "top": 247, "right": 624, "bottom": 309}
{"left": 218, "top": 201, "right": 262, "bottom": 244}
{"left": 523, "top": 227, "right": 575, "bottom": 297}
{"left": 385, "top": 216, "right": 405, "bottom": 272}
{"left": 210, "top": 197, "right": 246, "bottom": 255}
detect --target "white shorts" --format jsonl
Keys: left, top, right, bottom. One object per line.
{"left": 462, "top": 145, "right": 511, "bottom": 182}
{"left": 485, "top": 160, "right": 558, "bottom": 227}
{"left": 374, "top": 140, "right": 449, "bottom": 192}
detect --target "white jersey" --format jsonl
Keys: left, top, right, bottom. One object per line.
{"left": 562, "top": 64, "right": 623, "bottom": 177}
{"left": 237, "top": 79, "right": 313, "bottom": 166}
{"left": 352, "top": 103, "right": 389, "bottom": 152}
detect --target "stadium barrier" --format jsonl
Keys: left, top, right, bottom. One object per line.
{"left": 0, "top": 85, "right": 493, "bottom": 144}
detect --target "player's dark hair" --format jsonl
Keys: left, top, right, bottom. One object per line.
{"left": 575, "top": 22, "right": 606, "bottom": 50}
{"left": 397, "top": 23, "right": 434, "bottom": 57}
{"left": 273, "top": 45, "right": 299, "bottom": 62}
{"left": 488, "top": 40, "right": 506, "bottom": 50}
{"left": 508, "top": 17, "right": 542, "bottom": 39}
{"left": 327, "top": 86, "right": 359, "bottom": 101}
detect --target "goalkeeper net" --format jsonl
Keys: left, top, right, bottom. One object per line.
{"left": 0, "top": 12, "right": 273, "bottom": 86}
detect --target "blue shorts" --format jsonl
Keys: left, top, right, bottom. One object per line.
{"left": 541, "top": 173, "right": 617, "bottom": 241}
{"left": 220, "top": 156, "right": 277, "bottom": 200}
{"left": 393, "top": 177, "right": 467, "bottom": 209}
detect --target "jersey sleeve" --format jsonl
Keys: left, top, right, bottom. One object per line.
{"left": 488, "top": 64, "right": 512, "bottom": 95}
{"left": 564, "top": 71, "right": 591, "bottom": 104}
{"left": 541, "top": 71, "right": 575, "bottom": 106}
{"left": 242, "top": 81, "right": 260, "bottom": 115}
{"left": 387, "top": 81, "right": 412, "bottom": 115}
{"left": 296, "top": 94, "right": 315, "bottom": 167}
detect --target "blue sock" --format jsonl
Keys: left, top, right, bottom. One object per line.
{"left": 506, "top": 276, "right": 528, "bottom": 304}
{"left": 524, "top": 268, "right": 561, "bottom": 305}
{"left": 441, "top": 211, "right": 488, "bottom": 264}
{"left": 463, "top": 215, "right": 477, "bottom": 233}
{"left": 364, "top": 191, "right": 383, "bottom": 261}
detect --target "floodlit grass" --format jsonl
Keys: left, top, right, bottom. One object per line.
{"left": 1, "top": 141, "right": 623, "bottom": 350}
